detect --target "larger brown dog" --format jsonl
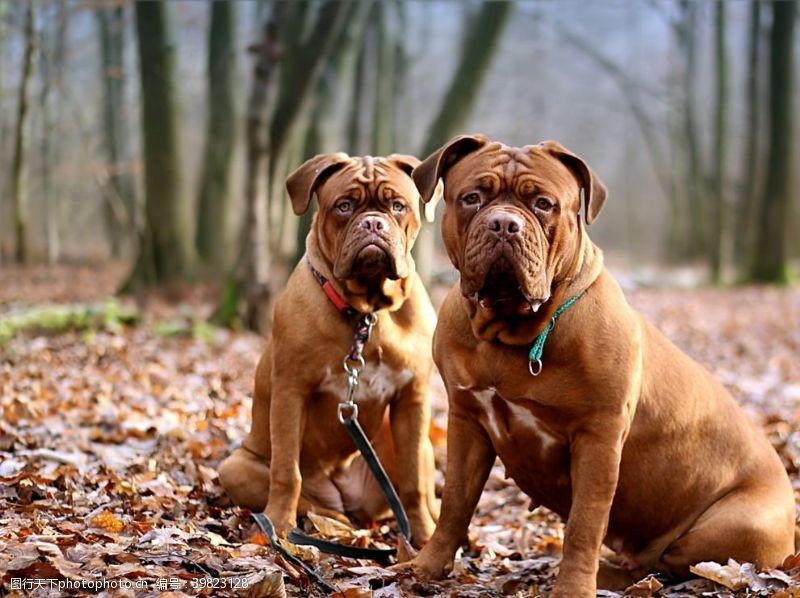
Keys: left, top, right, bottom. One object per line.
{"left": 218, "top": 153, "right": 438, "bottom": 546}
{"left": 396, "top": 135, "right": 795, "bottom": 596}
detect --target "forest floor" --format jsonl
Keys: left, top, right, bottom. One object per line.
{"left": 1, "top": 263, "right": 800, "bottom": 597}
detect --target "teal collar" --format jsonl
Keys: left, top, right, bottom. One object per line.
{"left": 528, "top": 291, "right": 585, "bottom": 376}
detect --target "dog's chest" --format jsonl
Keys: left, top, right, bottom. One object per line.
{"left": 319, "top": 361, "right": 413, "bottom": 403}
{"left": 463, "top": 385, "right": 571, "bottom": 501}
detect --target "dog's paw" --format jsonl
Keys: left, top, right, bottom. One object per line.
{"left": 389, "top": 556, "right": 451, "bottom": 580}
{"left": 263, "top": 507, "right": 296, "bottom": 539}
{"left": 549, "top": 580, "right": 595, "bottom": 598}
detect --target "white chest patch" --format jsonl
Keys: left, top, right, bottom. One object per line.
{"left": 460, "top": 384, "right": 559, "bottom": 454}
{"left": 319, "top": 362, "right": 413, "bottom": 402}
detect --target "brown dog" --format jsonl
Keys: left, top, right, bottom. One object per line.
{"left": 394, "top": 135, "right": 795, "bottom": 596}
{"left": 218, "top": 153, "right": 438, "bottom": 546}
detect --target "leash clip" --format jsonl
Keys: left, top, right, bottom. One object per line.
{"left": 528, "top": 358, "right": 543, "bottom": 376}
{"left": 337, "top": 401, "right": 359, "bottom": 423}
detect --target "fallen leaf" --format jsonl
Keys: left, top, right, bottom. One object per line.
{"left": 690, "top": 559, "right": 748, "bottom": 590}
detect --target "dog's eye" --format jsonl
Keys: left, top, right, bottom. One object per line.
{"left": 336, "top": 200, "right": 352, "bottom": 213}
{"left": 391, "top": 201, "right": 406, "bottom": 213}
{"left": 461, "top": 192, "right": 481, "bottom": 206}
{"left": 534, "top": 196, "right": 554, "bottom": 211}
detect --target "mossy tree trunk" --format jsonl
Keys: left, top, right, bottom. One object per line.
{"left": 196, "top": 0, "right": 238, "bottom": 273}
{"left": 749, "top": 0, "right": 796, "bottom": 283}
{"left": 127, "top": 0, "right": 192, "bottom": 289}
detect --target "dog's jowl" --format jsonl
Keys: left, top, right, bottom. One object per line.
{"left": 218, "top": 153, "right": 439, "bottom": 547}
{"left": 394, "top": 135, "right": 795, "bottom": 597}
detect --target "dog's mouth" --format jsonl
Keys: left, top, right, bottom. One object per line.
{"left": 352, "top": 242, "right": 390, "bottom": 278}
{"left": 334, "top": 232, "right": 408, "bottom": 281}
{"left": 471, "top": 257, "right": 548, "bottom": 317}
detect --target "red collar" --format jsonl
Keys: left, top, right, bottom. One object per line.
{"left": 307, "top": 260, "right": 359, "bottom": 317}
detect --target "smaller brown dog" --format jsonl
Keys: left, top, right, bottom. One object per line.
{"left": 218, "top": 153, "right": 439, "bottom": 547}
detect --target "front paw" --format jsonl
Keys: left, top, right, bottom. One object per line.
{"left": 264, "top": 506, "right": 296, "bottom": 539}
{"left": 550, "top": 578, "right": 596, "bottom": 598}
{"left": 389, "top": 554, "right": 452, "bottom": 580}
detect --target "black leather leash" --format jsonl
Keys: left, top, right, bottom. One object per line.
{"left": 252, "top": 512, "right": 339, "bottom": 594}
{"left": 252, "top": 297, "right": 412, "bottom": 592}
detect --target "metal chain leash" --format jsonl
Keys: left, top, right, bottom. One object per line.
{"left": 338, "top": 312, "right": 378, "bottom": 423}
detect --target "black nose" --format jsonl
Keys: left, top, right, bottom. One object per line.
{"left": 360, "top": 216, "right": 385, "bottom": 232}
{"left": 487, "top": 212, "right": 524, "bottom": 236}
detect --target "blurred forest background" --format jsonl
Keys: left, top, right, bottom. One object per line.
{"left": 1, "top": 3, "right": 800, "bottom": 594}
{"left": 0, "top": 0, "right": 797, "bottom": 330}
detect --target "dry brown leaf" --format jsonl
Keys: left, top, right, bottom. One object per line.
{"left": 306, "top": 511, "right": 356, "bottom": 539}
{"left": 241, "top": 570, "right": 287, "bottom": 598}
{"left": 690, "top": 559, "right": 748, "bottom": 590}
{"left": 625, "top": 574, "right": 663, "bottom": 596}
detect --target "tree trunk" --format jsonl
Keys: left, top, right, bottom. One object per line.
{"left": 213, "top": 3, "right": 287, "bottom": 330}
{"left": 267, "top": 1, "right": 350, "bottom": 172}
{"left": 290, "top": 1, "right": 373, "bottom": 267}
{"left": 419, "top": 2, "right": 512, "bottom": 157}
{"left": 678, "top": 1, "right": 707, "bottom": 261}
{"left": 10, "top": 0, "right": 36, "bottom": 264}
{"left": 196, "top": 0, "right": 238, "bottom": 272}
{"left": 346, "top": 36, "right": 368, "bottom": 154}
{"left": 371, "top": 2, "right": 395, "bottom": 155}
{"left": 40, "top": 0, "right": 68, "bottom": 265}
{"left": 709, "top": 0, "right": 728, "bottom": 284}
{"left": 96, "top": 2, "right": 137, "bottom": 259}
{"left": 0, "top": 2, "right": 8, "bottom": 261}
{"left": 749, "top": 0, "right": 796, "bottom": 283}
{"left": 415, "top": 1, "right": 513, "bottom": 285}
{"left": 734, "top": 0, "right": 762, "bottom": 270}
{"left": 265, "top": 1, "right": 350, "bottom": 271}
{"left": 128, "top": 0, "right": 192, "bottom": 289}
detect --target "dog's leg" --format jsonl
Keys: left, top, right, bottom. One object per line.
{"left": 263, "top": 354, "right": 310, "bottom": 537}
{"left": 219, "top": 347, "right": 273, "bottom": 510}
{"left": 659, "top": 482, "right": 795, "bottom": 576}
{"left": 390, "top": 379, "right": 438, "bottom": 547}
{"left": 391, "top": 398, "right": 495, "bottom": 578}
{"left": 551, "top": 422, "right": 626, "bottom": 598}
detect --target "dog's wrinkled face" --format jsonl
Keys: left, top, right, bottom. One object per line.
{"left": 413, "top": 135, "right": 607, "bottom": 342}
{"left": 286, "top": 153, "right": 422, "bottom": 284}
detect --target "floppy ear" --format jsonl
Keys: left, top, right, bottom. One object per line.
{"left": 540, "top": 140, "right": 607, "bottom": 225}
{"left": 285, "top": 152, "right": 350, "bottom": 216}
{"left": 384, "top": 154, "right": 420, "bottom": 177}
{"left": 412, "top": 134, "right": 489, "bottom": 222}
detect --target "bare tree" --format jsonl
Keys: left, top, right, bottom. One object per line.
{"left": 734, "top": 0, "right": 762, "bottom": 269}
{"left": 750, "top": 0, "right": 796, "bottom": 283}
{"left": 96, "top": 0, "right": 137, "bottom": 259}
{"left": 214, "top": 4, "right": 286, "bottom": 329}
{"left": 196, "top": 0, "right": 238, "bottom": 272}
{"left": 709, "top": 0, "right": 729, "bottom": 283}
{"left": 415, "top": 1, "right": 514, "bottom": 285}
{"left": 39, "top": 0, "right": 68, "bottom": 265}
{"left": 125, "top": 0, "right": 193, "bottom": 289}
{"left": 9, "top": 0, "right": 36, "bottom": 264}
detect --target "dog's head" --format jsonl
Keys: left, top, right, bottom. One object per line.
{"left": 287, "top": 153, "right": 422, "bottom": 288}
{"left": 414, "top": 134, "right": 607, "bottom": 343}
